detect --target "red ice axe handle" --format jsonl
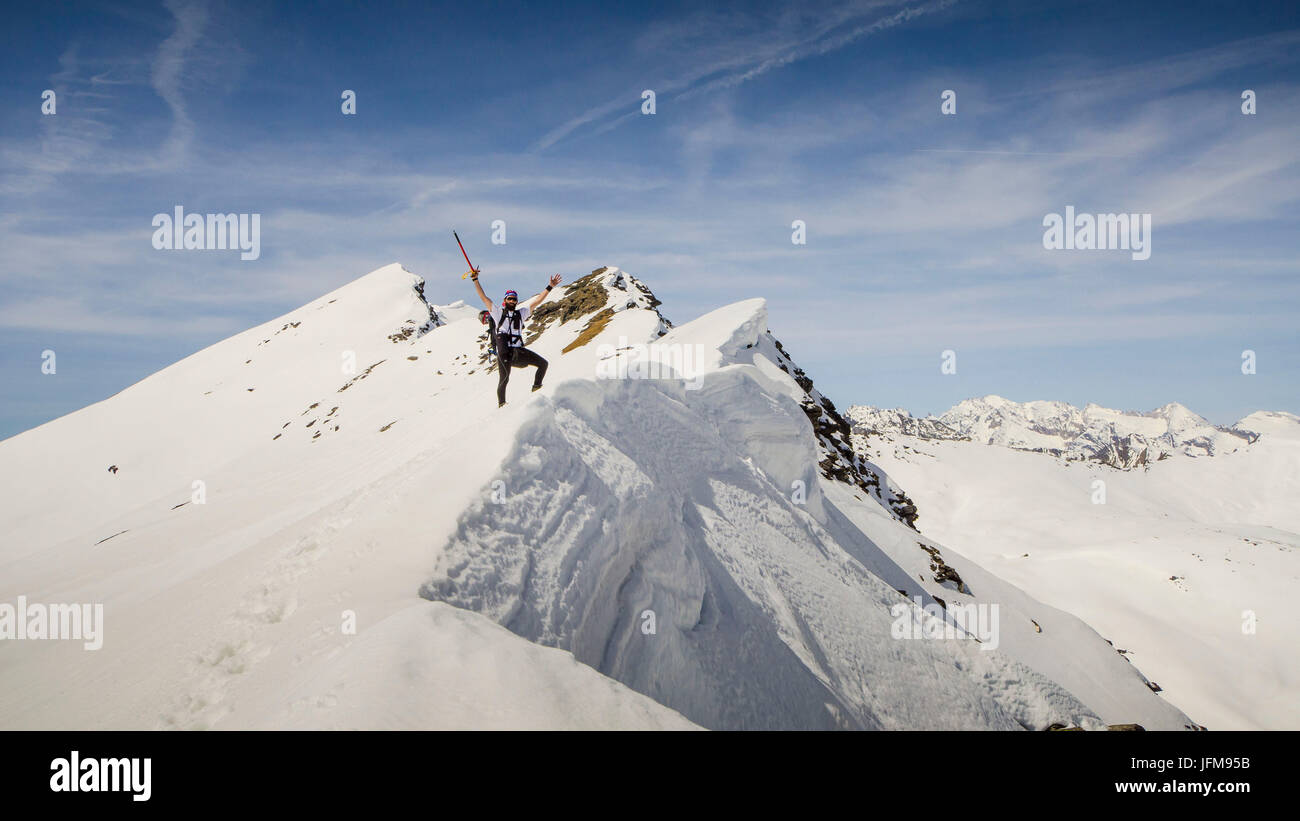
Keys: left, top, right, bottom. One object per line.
{"left": 454, "top": 231, "right": 478, "bottom": 278}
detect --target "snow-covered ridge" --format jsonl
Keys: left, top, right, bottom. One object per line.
{"left": 0, "top": 263, "right": 1194, "bottom": 730}
{"left": 476, "top": 268, "right": 921, "bottom": 526}
{"left": 849, "top": 395, "right": 1264, "bottom": 469}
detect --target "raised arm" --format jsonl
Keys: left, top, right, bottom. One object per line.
{"left": 470, "top": 268, "right": 493, "bottom": 311}
{"left": 526, "top": 274, "right": 563, "bottom": 311}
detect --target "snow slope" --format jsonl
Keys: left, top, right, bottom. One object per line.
{"left": 0, "top": 264, "right": 1193, "bottom": 730}
{"left": 850, "top": 403, "right": 1300, "bottom": 730}
{"left": 0, "top": 264, "right": 693, "bottom": 730}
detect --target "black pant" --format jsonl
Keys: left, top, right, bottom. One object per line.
{"left": 496, "top": 343, "right": 547, "bottom": 404}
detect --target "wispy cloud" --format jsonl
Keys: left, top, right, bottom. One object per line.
{"left": 1, "top": 0, "right": 210, "bottom": 194}
{"left": 531, "top": 0, "right": 958, "bottom": 151}
{"left": 151, "top": 0, "right": 209, "bottom": 167}
{"left": 1000, "top": 29, "right": 1300, "bottom": 106}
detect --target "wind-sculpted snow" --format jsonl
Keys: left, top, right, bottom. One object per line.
{"left": 422, "top": 368, "right": 1111, "bottom": 730}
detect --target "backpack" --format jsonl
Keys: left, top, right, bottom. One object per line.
{"left": 496, "top": 306, "right": 524, "bottom": 348}
{"left": 479, "top": 311, "right": 497, "bottom": 361}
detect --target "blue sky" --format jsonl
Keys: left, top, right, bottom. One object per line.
{"left": 2, "top": 0, "right": 1298, "bottom": 439}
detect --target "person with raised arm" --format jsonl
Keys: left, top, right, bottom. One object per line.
{"left": 471, "top": 268, "right": 562, "bottom": 407}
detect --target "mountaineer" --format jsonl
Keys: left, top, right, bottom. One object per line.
{"left": 471, "top": 268, "right": 562, "bottom": 406}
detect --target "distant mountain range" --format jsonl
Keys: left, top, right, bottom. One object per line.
{"left": 846, "top": 396, "right": 1292, "bottom": 469}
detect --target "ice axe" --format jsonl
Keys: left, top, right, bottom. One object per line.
{"left": 454, "top": 231, "right": 479, "bottom": 280}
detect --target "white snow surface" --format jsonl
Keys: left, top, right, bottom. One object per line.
{"left": 850, "top": 402, "right": 1300, "bottom": 730}
{"left": 0, "top": 264, "right": 1192, "bottom": 730}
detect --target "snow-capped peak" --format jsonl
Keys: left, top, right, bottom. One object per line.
{"left": 1234, "top": 410, "right": 1300, "bottom": 440}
